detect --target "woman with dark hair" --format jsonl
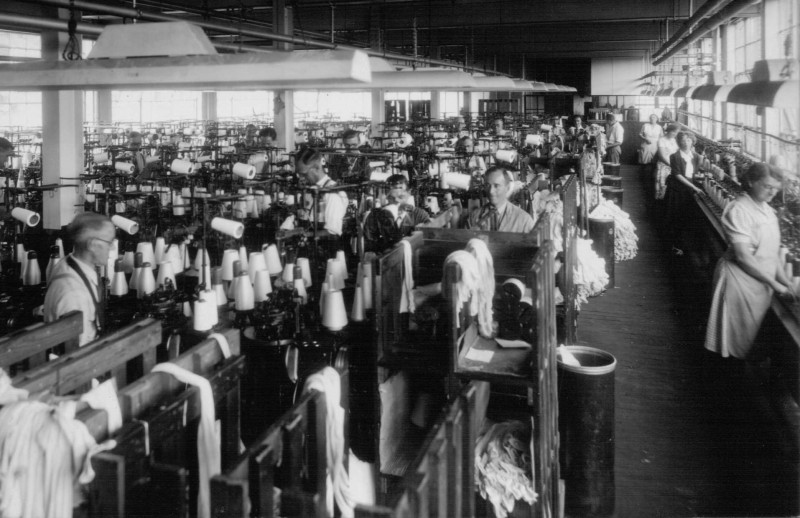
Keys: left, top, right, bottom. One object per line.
{"left": 654, "top": 123, "right": 680, "bottom": 200}
{"left": 705, "top": 163, "right": 796, "bottom": 359}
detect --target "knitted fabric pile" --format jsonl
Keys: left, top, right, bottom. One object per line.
{"left": 474, "top": 420, "right": 537, "bottom": 518}
{"left": 590, "top": 198, "right": 639, "bottom": 261}
{"left": 574, "top": 237, "right": 610, "bottom": 307}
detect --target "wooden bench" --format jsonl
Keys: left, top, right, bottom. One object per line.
{"left": 0, "top": 310, "right": 82, "bottom": 375}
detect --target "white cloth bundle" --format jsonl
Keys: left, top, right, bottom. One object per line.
{"left": 150, "top": 363, "right": 221, "bottom": 518}
{"left": 0, "top": 366, "right": 28, "bottom": 405}
{"left": 0, "top": 400, "right": 116, "bottom": 518}
{"left": 443, "top": 250, "right": 494, "bottom": 337}
{"left": 399, "top": 239, "right": 415, "bottom": 314}
{"left": 573, "top": 237, "right": 610, "bottom": 308}
{"left": 302, "top": 367, "right": 354, "bottom": 518}
{"left": 590, "top": 199, "right": 639, "bottom": 261}
{"left": 465, "top": 239, "right": 495, "bottom": 338}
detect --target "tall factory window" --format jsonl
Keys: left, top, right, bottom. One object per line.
{"left": 112, "top": 91, "right": 203, "bottom": 124}
{"left": 294, "top": 92, "right": 371, "bottom": 121}
{"left": 0, "top": 30, "right": 41, "bottom": 129}
{"left": 218, "top": 91, "right": 273, "bottom": 121}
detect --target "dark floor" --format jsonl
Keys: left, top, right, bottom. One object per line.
{"left": 573, "top": 165, "right": 799, "bottom": 518}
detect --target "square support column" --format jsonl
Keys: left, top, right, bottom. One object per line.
{"left": 97, "top": 90, "right": 112, "bottom": 125}
{"left": 202, "top": 91, "right": 218, "bottom": 122}
{"left": 274, "top": 91, "right": 295, "bottom": 151}
{"left": 430, "top": 90, "right": 442, "bottom": 120}
{"left": 41, "top": 12, "right": 83, "bottom": 230}
{"left": 371, "top": 90, "right": 385, "bottom": 138}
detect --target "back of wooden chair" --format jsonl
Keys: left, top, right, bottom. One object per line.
{"left": 0, "top": 310, "right": 82, "bottom": 374}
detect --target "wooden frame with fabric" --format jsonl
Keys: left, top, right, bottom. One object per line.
{"left": 0, "top": 310, "right": 82, "bottom": 375}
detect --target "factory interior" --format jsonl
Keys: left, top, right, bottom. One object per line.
{"left": 0, "top": 0, "right": 798, "bottom": 516}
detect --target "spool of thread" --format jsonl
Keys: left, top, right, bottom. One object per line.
{"left": 228, "top": 260, "right": 242, "bottom": 300}
{"left": 111, "top": 215, "right": 139, "bottom": 235}
{"left": 11, "top": 208, "right": 40, "bottom": 227}
{"left": 297, "top": 257, "right": 312, "bottom": 287}
{"left": 293, "top": 266, "right": 308, "bottom": 304}
{"left": 211, "top": 217, "right": 244, "bottom": 239}
{"left": 110, "top": 258, "right": 128, "bottom": 296}
{"left": 322, "top": 279, "right": 348, "bottom": 332}
{"left": 129, "top": 252, "right": 143, "bottom": 290}
{"left": 145, "top": 155, "right": 161, "bottom": 165}
{"left": 221, "top": 249, "right": 239, "bottom": 282}
{"left": 234, "top": 272, "right": 255, "bottom": 311}
{"left": 45, "top": 246, "right": 60, "bottom": 285}
{"left": 351, "top": 283, "right": 365, "bottom": 321}
{"left": 157, "top": 261, "right": 177, "bottom": 289}
{"left": 248, "top": 252, "right": 268, "bottom": 284}
{"left": 170, "top": 159, "right": 195, "bottom": 174}
{"left": 120, "top": 251, "right": 135, "bottom": 274}
{"left": 193, "top": 293, "right": 216, "bottom": 332}
{"left": 285, "top": 194, "right": 296, "bottom": 206}
{"left": 319, "top": 281, "right": 329, "bottom": 313}
{"left": 361, "top": 262, "right": 373, "bottom": 310}
{"left": 137, "top": 262, "right": 156, "bottom": 298}
{"left": 164, "top": 245, "right": 183, "bottom": 275}
{"left": 23, "top": 251, "right": 41, "bottom": 286}
{"left": 193, "top": 247, "right": 211, "bottom": 275}
{"left": 263, "top": 244, "right": 283, "bottom": 275}
{"left": 93, "top": 151, "right": 109, "bottom": 164}
{"left": 254, "top": 269, "right": 272, "bottom": 302}
{"left": 495, "top": 149, "right": 518, "bottom": 163}
{"left": 238, "top": 246, "right": 249, "bottom": 273}
{"left": 136, "top": 241, "right": 156, "bottom": 267}
{"left": 442, "top": 173, "right": 472, "bottom": 191}
{"left": 525, "top": 134, "right": 542, "bottom": 146}
{"left": 325, "top": 259, "right": 346, "bottom": 290}
{"left": 335, "top": 250, "right": 349, "bottom": 279}
{"left": 211, "top": 267, "right": 228, "bottom": 306}
{"left": 114, "top": 162, "right": 135, "bottom": 174}
{"left": 281, "top": 263, "right": 296, "bottom": 284}
{"left": 232, "top": 163, "right": 256, "bottom": 179}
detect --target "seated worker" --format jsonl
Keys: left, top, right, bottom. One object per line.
{"left": 455, "top": 136, "right": 487, "bottom": 174}
{"left": 242, "top": 124, "right": 258, "bottom": 148}
{"left": 296, "top": 146, "right": 349, "bottom": 237}
{"left": 125, "top": 131, "right": 148, "bottom": 177}
{"left": 258, "top": 127, "right": 277, "bottom": 147}
{"left": 363, "top": 174, "right": 431, "bottom": 253}
{"left": 491, "top": 118, "right": 507, "bottom": 137}
{"left": 250, "top": 127, "right": 278, "bottom": 175}
{"left": 466, "top": 166, "right": 536, "bottom": 233}
{"left": 44, "top": 212, "right": 115, "bottom": 346}
{"left": 327, "top": 128, "right": 368, "bottom": 181}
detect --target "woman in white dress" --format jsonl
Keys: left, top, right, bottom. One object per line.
{"left": 639, "top": 113, "right": 664, "bottom": 166}
{"left": 654, "top": 123, "right": 679, "bottom": 200}
{"left": 705, "top": 163, "right": 796, "bottom": 359}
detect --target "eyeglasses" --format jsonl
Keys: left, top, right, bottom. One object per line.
{"left": 93, "top": 236, "right": 115, "bottom": 246}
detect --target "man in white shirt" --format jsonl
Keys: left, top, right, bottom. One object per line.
{"left": 466, "top": 166, "right": 536, "bottom": 233}
{"left": 605, "top": 113, "right": 624, "bottom": 164}
{"left": 44, "top": 212, "right": 116, "bottom": 346}
{"left": 296, "top": 146, "right": 349, "bottom": 237}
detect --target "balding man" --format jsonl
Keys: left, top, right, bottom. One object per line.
{"left": 44, "top": 212, "right": 116, "bottom": 345}
{"left": 467, "top": 166, "right": 535, "bottom": 233}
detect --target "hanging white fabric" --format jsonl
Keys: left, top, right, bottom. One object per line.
{"left": 398, "top": 239, "right": 415, "bottom": 314}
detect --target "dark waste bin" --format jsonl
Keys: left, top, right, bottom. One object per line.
{"left": 558, "top": 345, "right": 616, "bottom": 517}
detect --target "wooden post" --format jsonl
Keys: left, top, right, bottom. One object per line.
{"left": 41, "top": 7, "right": 83, "bottom": 230}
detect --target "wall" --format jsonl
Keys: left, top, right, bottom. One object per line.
{"left": 591, "top": 57, "right": 647, "bottom": 95}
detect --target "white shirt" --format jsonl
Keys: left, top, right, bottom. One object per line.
{"left": 680, "top": 150, "right": 695, "bottom": 179}
{"left": 314, "top": 175, "right": 348, "bottom": 236}
{"left": 606, "top": 122, "right": 624, "bottom": 147}
{"left": 44, "top": 254, "right": 100, "bottom": 346}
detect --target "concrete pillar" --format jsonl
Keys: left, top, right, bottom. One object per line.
{"left": 462, "top": 91, "right": 472, "bottom": 121}
{"left": 430, "top": 90, "right": 442, "bottom": 119}
{"left": 719, "top": 24, "right": 729, "bottom": 141}
{"left": 202, "top": 92, "right": 218, "bottom": 122}
{"left": 273, "top": 0, "right": 294, "bottom": 150}
{"left": 371, "top": 90, "right": 385, "bottom": 138}
{"left": 97, "top": 90, "right": 112, "bottom": 125}
{"left": 41, "top": 9, "right": 83, "bottom": 230}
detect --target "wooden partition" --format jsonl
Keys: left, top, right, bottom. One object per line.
{"left": 0, "top": 310, "right": 82, "bottom": 374}
{"left": 560, "top": 174, "right": 579, "bottom": 344}
{"left": 75, "top": 327, "right": 244, "bottom": 518}
{"left": 12, "top": 317, "right": 162, "bottom": 395}
{"left": 354, "top": 382, "right": 480, "bottom": 518}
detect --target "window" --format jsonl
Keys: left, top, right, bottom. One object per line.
{"left": 0, "top": 30, "right": 42, "bottom": 129}
{"left": 218, "top": 91, "right": 273, "bottom": 120}
{"left": 111, "top": 91, "right": 203, "bottom": 124}
{"left": 294, "top": 91, "right": 371, "bottom": 121}
{"left": 732, "top": 16, "right": 762, "bottom": 82}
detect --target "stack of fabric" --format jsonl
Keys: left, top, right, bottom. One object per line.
{"left": 574, "top": 237, "right": 610, "bottom": 307}
{"left": 590, "top": 198, "right": 639, "bottom": 261}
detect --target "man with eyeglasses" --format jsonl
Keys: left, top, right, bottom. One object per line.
{"left": 328, "top": 129, "right": 368, "bottom": 181}
{"left": 44, "top": 212, "right": 116, "bottom": 345}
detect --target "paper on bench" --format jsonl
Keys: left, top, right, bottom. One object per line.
{"left": 465, "top": 348, "right": 495, "bottom": 363}
{"left": 495, "top": 338, "right": 532, "bottom": 349}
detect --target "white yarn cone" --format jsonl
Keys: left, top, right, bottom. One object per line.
{"left": 157, "top": 261, "right": 177, "bottom": 289}
{"left": 293, "top": 277, "right": 308, "bottom": 304}
{"left": 154, "top": 237, "right": 166, "bottom": 264}
{"left": 254, "top": 269, "right": 272, "bottom": 302}
{"left": 362, "top": 262, "right": 373, "bottom": 310}
{"left": 351, "top": 283, "right": 365, "bottom": 321}
{"left": 263, "top": 244, "right": 283, "bottom": 275}
{"left": 234, "top": 272, "right": 255, "bottom": 311}
{"left": 322, "top": 281, "right": 348, "bottom": 332}
{"left": 193, "top": 247, "right": 211, "bottom": 275}
{"left": 238, "top": 246, "right": 249, "bottom": 273}
{"left": 137, "top": 263, "right": 156, "bottom": 298}
{"left": 248, "top": 252, "right": 268, "bottom": 284}
{"left": 221, "top": 249, "right": 239, "bottom": 282}
{"left": 121, "top": 251, "right": 135, "bottom": 274}
{"left": 335, "top": 250, "right": 349, "bottom": 278}
{"left": 297, "top": 257, "right": 312, "bottom": 287}
{"left": 319, "top": 281, "right": 329, "bottom": 314}
{"left": 282, "top": 263, "right": 295, "bottom": 284}
{"left": 23, "top": 251, "right": 41, "bottom": 286}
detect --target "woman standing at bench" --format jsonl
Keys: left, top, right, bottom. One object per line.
{"left": 44, "top": 212, "right": 115, "bottom": 346}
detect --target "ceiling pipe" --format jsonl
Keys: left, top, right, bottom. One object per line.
{"left": 652, "top": 0, "right": 760, "bottom": 66}
{"left": 26, "top": 0, "right": 506, "bottom": 76}
{"left": 652, "top": 0, "right": 731, "bottom": 61}
{"left": 0, "top": 12, "right": 274, "bottom": 54}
